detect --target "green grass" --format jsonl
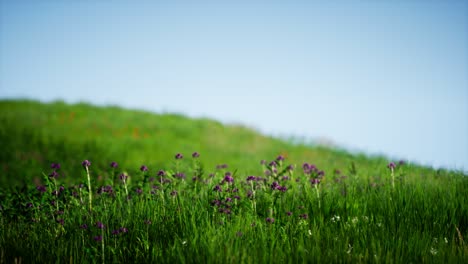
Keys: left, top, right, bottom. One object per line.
{"left": 0, "top": 99, "right": 467, "bottom": 263}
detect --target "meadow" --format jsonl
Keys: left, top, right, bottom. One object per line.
{"left": 0, "top": 100, "right": 467, "bottom": 263}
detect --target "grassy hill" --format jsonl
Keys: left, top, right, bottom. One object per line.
{"left": 1, "top": 99, "right": 467, "bottom": 263}
{"left": 0, "top": 99, "right": 399, "bottom": 188}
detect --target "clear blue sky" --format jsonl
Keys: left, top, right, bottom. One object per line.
{"left": 1, "top": 0, "right": 467, "bottom": 171}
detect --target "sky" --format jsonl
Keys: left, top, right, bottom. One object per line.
{"left": 1, "top": 0, "right": 467, "bottom": 171}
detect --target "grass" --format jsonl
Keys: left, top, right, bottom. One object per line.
{"left": 0, "top": 99, "right": 467, "bottom": 263}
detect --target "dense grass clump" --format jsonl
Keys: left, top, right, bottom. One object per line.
{"left": 0, "top": 154, "right": 467, "bottom": 263}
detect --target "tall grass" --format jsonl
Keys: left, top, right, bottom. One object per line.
{"left": 1, "top": 154, "right": 467, "bottom": 263}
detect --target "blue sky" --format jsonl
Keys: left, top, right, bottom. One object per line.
{"left": 1, "top": 0, "right": 467, "bottom": 171}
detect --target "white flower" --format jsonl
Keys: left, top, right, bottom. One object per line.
{"left": 444, "top": 237, "right": 448, "bottom": 244}
{"left": 182, "top": 241, "right": 187, "bottom": 245}
{"left": 430, "top": 247, "right": 438, "bottom": 255}
{"left": 308, "top": 230, "right": 312, "bottom": 237}
{"left": 352, "top": 217, "right": 358, "bottom": 224}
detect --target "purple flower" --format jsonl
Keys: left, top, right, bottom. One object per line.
{"left": 286, "top": 211, "right": 293, "bottom": 216}
{"left": 119, "top": 173, "right": 128, "bottom": 181}
{"left": 246, "top": 176, "right": 256, "bottom": 181}
{"left": 278, "top": 186, "right": 287, "bottom": 192}
{"left": 170, "top": 190, "right": 178, "bottom": 196}
{"left": 399, "top": 160, "right": 406, "bottom": 166}
{"left": 303, "top": 163, "right": 310, "bottom": 171}
{"left": 175, "top": 173, "right": 186, "bottom": 179}
{"left": 120, "top": 227, "right": 128, "bottom": 233}
{"left": 136, "top": 188, "right": 143, "bottom": 195}
{"left": 387, "top": 162, "right": 396, "bottom": 170}
{"left": 36, "top": 185, "right": 47, "bottom": 193}
{"left": 51, "top": 163, "right": 61, "bottom": 170}
{"left": 56, "top": 219, "right": 64, "bottom": 225}
{"left": 269, "top": 161, "right": 277, "bottom": 167}
{"left": 140, "top": 165, "right": 148, "bottom": 172}
{"left": 26, "top": 203, "right": 33, "bottom": 208}
{"left": 93, "top": 235, "right": 102, "bottom": 242}
{"left": 80, "top": 224, "right": 88, "bottom": 229}
{"left": 59, "top": 186, "right": 65, "bottom": 192}
{"left": 224, "top": 172, "right": 234, "bottom": 183}
{"left": 310, "top": 178, "right": 320, "bottom": 185}
{"left": 266, "top": 217, "right": 275, "bottom": 224}
{"left": 286, "top": 165, "right": 294, "bottom": 171}
{"left": 271, "top": 182, "right": 280, "bottom": 190}
{"left": 157, "top": 170, "right": 166, "bottom": 176}
{"left": 213, "top": 185, "right": 222, "bottom": 192}
{"left": 175, "top": 153, "right": 183, "bottom": 159}
{"left": 260, "top": 160, "right": 266, "bottom": 165}
{"left": 276, "top": 155, "right": 285, "bottom": 161}
{"left": 225, "top": 197, "right": 232, "bottom": 203}
{"left": 282, "top": 176, "right": 290, "bottom": 181}
{"left": 300, "top": 214, "right": 308, "bottom": 220}
{"left": 49, "top": 171, "right": 59, "bottom": 178}
{"left": 110, "top": 161, "right": 118, "bottom": 168}
{"left": 96, "top": 221, "right": 105, "bottom": 229}
{"left": 211, "top": 199, "right": 221, "bottom": 207}
{"left": 192, "top": 152, "right": 200, "bottom": 158}
{"left": 112, "top": 229, "right": 120, "bottom": 235}
{"left": 82, "top": 160, "right": 91, "bottom": 168}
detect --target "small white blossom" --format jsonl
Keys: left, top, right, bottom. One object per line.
{"left": 430, "top": 247, "right": 438, "bottom": 255}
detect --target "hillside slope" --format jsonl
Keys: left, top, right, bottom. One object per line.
{"left": 0, "top": 99, "right": 455, "bottom": 187}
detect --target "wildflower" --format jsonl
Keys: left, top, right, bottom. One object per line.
{"left": 96, "top": 221, "right": 105, "bottom": 229}
{"left": 120, "top": 227, "right": 128, "bottom": 233}
{"left": 82, "top": 160, "right": 91, "bottom": 168}
{"left": 80, "top": 224, "right": 88, "bottom": 229}
{"left": 26, "top": 203, "right": 33, "bottom": 208}
{"left": 36, "top": 185, "right": 46, "bottom": 193}
{"left": 286, "top": 165, "right": 294, "bottom": 171}
{"left": 271, "top": 182, "right": 280, "bottom": 190}
{"left": 112, "top": 229, "right": 120, "bottom": 235}
{"left": 224, "top": 172, "right": 234, "bottom": 183}
{"left": 157, "top": 170, "right": 166, "bottom": 176}
{"left": 266, "top": 217, "right": 275, "bottom": 224}
{"left": 399, "top": 160, "right": 405, "bottom": 166}
{"left": 269, "top": 161, "right": 277, "bottom": 167}
{"left": 260, "top": 160, "right": 266, "bottom": 165}
{"left": 276, "top": 155, "right": 285, "bottom": 161}
{"left": 300, "top": 214, "right": 308, "bottom": 220}
{"left": 192, "top": 152, "right": 200, "bottom": 158}
{"left": 225, "top": 197, "right": 232, "bottom": 203}
{"left": 175, "top": 173, "right": 186, "bottom": 179}
{"left": 246, "top": 176, "right": 256, "bottom": 181}
{"left": 213, "top": 185, "right": 222, "bottom": 192}
{"left": 310, "top": 178, "right": 320, "bottom": 185}
{"left": 51, "top": 163, "right": 61, "bottom": 170}
{"left": 140, "top": 165, "right": 148, "bottom": 172}
{"left": 110, "top": 161, "right": 118, "bottom": 168}
{"left": 136, "top": 188, "right": 143, "bottom": 194}
{"left": 94, "top": 235, "right": 103, "bottom": 242}
{"left": 278, "top": 186, "right": 287, "bottom": 192}
{"left": 286, "top": 211, "right": 292, "bottom": 216}
{"left": 170, "top": 190, "right": 178, "bottom": 196}
{"left": 175, "top": 153, "right": 183, "bottom": 159}
{"left": 59, "top": 186, "right": 65, "bottom": 192}
{"left": 211, "top": 199, "right": 221, "bottom": 207}
{"left": 49, "top": 171, "right": 59, "bottom": 178}
{"left": 387, "top": 162, "right": 396, "bottom": 170}
{"left": 119, "top": 173, "right": 128, "bottom": 181}
{"left": 282, "top": 176, "right": 290, "bottom": 181}
{"left": 234, "top": 195, "right": 240, "bottom": 200}
{"left": 56, "top": 219, "right": 64, "bottom": 225}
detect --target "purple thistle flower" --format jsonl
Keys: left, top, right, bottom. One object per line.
{"left": 303, "top": 163, "right": 310, "bottom": 170}
{"left": 51, "top": 163, "right": 61, "bottom": 170}
{"left": 213, "top": 185, "right": 222, "bottom": 192}
{"left": 282, "top": 176, "right": 290, "bottom": 181}
{"left": 120, "top": 227, "right": 128, "bottom": 233}
{"left": 276, "top": 155, "right": 285, "bottom": 161}
{"left": 175, "top": 153, "right": 183, "bottom": 159}
{"left": 136, "top": 188, "right": 143, "bottom": 195}
{"left": 59, "top": 186, "right": 65, "bottom": 192}
{"left": 140, "top": 165, "right": 148, "bottom": 172}
{"left": 246, "top": 176, "right": 256, "bottom": 181}
{"left": 287, "top": 164, "right": 294, "bottom": 171}
{"left": 80, "top": 224, "right": 88, "bottom": 229}
{"left": 175, "top": 173, "right": 186, "bottom": 179}
{"left": 192, "top": 152, "right": 200, "bottom": 158}
{"left": 269, "top": 161, "right": 277, "bottom": 167}
{"left": 224, "top": 172, "right": 234, "bottom": 183}
{"left": 387, "top": 162, "right": 396, "bottom": 170}
{"left": 56, "top": 219, "right": 64, "bottom": 225}
{"left": 247, "top": 190, "right": 253, "bottom": 198}
{"left": 49, "top": 171, "right": 59, "bottom": 178}
{"left": 26, "top": 203, "right": 33, "bottom": 208}
{"left": 36, "top": 185, "right": 46, "bottom": 193}
{"left": 93, "top": 235, "right": 102, "bottom": 242}
{"left": 221, "top": 164, "right": 228, "bottom": 169}
{"left": 157, "top": 170, "right": 166, "bottom": 176}
{"left": 82, "top": 160, "right": 91, "bottom": 168}
{"left": 234, "top": 195, "right": 241, "bottom": 200}
{"left": 399, "top": 160, "right": 406, "bottom": 166}
{"left": 112, "top": 229, "right": 120, "bottom": 235}
{"left": 260, "top": 160, "right": 266, "bottom": 165}
{"left": 271, "top": 181, "right": 280, "bottom": 190}
{"left": 278, "top": 186, "right": 287, "bottom": 192}
{"left": 266, "top": 217, "right": 275, "bottom": 224}
{"left": 310, "top": 178, "right": 320, "bottom": 185}
{"left": 225, "top": 197, "right": 232, "bottom": 203}
{"left": 300, "top": 214, "right": 308, "bottom": 220}
{"left": 286, "top": 211, "right": 293, "bottom": 216}
{"left": 119, "top": 173, "right": 128, "bottom": 181}
{"left": 110, "top": 161, "right": 118, "bottom": 168}
{"left": 96, "top": 221, "right": 105, "bottom": 229}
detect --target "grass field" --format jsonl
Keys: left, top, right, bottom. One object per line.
{"left": 1, "top": 99, "right": 467, "bottom": 263}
